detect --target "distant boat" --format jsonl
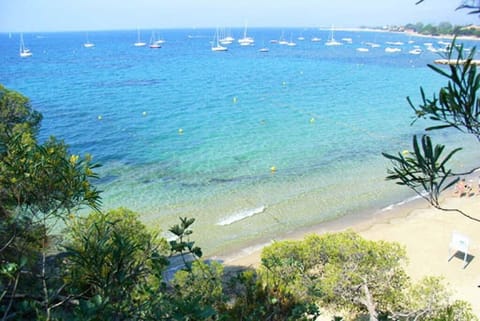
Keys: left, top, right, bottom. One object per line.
{"left": 408, "top": 48, "right": 422, "bottom": 55}
{"left": 19, "top": 33, "right": 32, "bottom": 57}
{"left": 311, "top": 36, "right": 321, "bottom": 42}
{"left": 425, "top": 44, "right": 438, "bottom": 53}
{"left": 134, "top": 29, "right": 147, "bottom": 47}
{"left": 365, "top": 42, "right": 380, "bottom": 48}
{"left": 219, "top": 28, "right": 234, "bottom": 45}
{"left": 385, "top": 47, "right": 401, "bottom": 53}
{"left": 325, "top": 26, "right": 342, "bottom": 46}
{"left": 287, "top": 35, "right": 297, "bottom": 47}
{"left": 356, "top": 47, "right": 369, "bottom": 52}
{"left": 83, "top": 32, "right": 95, "bottom": 48}
{"left": 342, "top": 37, "right": 353, "bottom": 44}
{"left": 385, "top": 41, "right": 404, "bottom": 46}
{"left": 149, "top": 31, "right": 162, "bottom": 48}
{"left": 278, "top": 31, "right": 289, "bottom": 45}
{"left": 238, "top": 22, "right": 254, "bottom": 46}
{"left": 259, "top": 47, "right": 269, "bottom": 52}
{"left": 211, "top": 28, "right": 228, "bottom": 52}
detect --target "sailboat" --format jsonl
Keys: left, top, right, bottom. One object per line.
{"left": 134, "top": 29, "right": 147, "bottom": 47}
{"left": 84, "top": 32, "right": 95, "bottom": 48}
{"left": 325, "top": 25, "right": 342, "bottom": 46}
{"left": 149, "top": 31, "right": 162, "bottom": 48}
{"left": 238, "top": 22, "right": 254, "bottom": 46}
{"left": 219, "top": 28, "right": 234, "bottom": 45}
{"left": 211, "top": 28, "right": 228, "bottom": 52}
{"left": 19, "top": 33, "right": 32, "bottom": 57}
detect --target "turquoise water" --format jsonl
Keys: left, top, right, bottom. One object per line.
{"left": 1, "top": 28, "right": 479, "bottom": 256}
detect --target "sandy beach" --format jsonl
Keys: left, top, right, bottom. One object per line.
{"left": 223, "top": 191, "right": 480, "bottom": 316}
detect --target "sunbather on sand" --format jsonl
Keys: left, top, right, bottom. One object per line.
{"left": 454, "top": 179, "right": 468, "bottom": 197}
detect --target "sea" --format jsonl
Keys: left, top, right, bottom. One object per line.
{"left": 1, "top": 28, "right": 479, "bottom": 257}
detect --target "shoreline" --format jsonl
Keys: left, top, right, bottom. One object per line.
{"left": 213, "top": 192, "right": 428, "bottom": 267}
{"left": 217, "top": 190, "right": 480, "bottom": 315}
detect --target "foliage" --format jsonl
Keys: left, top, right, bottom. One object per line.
{"left": 0, "top": 133, "right": 102, "bottom": 216}
{"left": 389, "top": 276, "right": 478, "bottom": 321}
{"left": 222, "top": 269, "right": 320, "bottom": 321}
{"left": 168, "top": 217, "right": 203, "bottom": 271}
{"left": 0, "top": 85, "right": 102, "bottom": 320}
{"left": 0, "top": 84, "right": 41, "bottom": 144}
{"left": 259, "top": 230, "right": 477, "bottom": 321}
{"left": 382, "top": 135, "right": 461, "bottom": 208}
{"left": 416, "top": 0, "right": 480, "bottom": 17}
{"left": 63, "top": 208, "right": 170, "bottom": 320}
{"left": 169, "top": 260, "right": 223, "bottom": 320}
{"left": 409, "top": 43, "right": 480, "bottom": 137}
{"left": 383, "top": 39, "right": 480, "bottom": 221}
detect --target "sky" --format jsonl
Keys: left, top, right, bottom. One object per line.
{"left": 0, "top": 0, "right": 478, "bottom": 32}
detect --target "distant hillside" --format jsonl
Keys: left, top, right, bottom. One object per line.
{"left": 360, "top": 22, "right": 480, "bottom": 38}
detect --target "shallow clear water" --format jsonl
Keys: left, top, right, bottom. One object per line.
{"left": 1, "top": 28, "right": 479, "bottom": 255}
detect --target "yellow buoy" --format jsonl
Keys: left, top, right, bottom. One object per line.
{"left": 142, "top": 111, "right": 147, "bottom": 116}
{"left": 233, "top": 96, "right": 238, "bottom": 104}
{"left": 97, "top": 115, "right": 102, "bottom": 120}
{"left": 178, "top": 128, "right": 184, "bottom": 134}
{"left": 282, "top": 81, "right": 287, "bottom": 86}
{"left": 270, "top": 166, "right": 277, "bottom": 173}
{"left": 310, "top": 117, "right": 315, "bottom": 123}
{"left": 402, "top": 150, "right": 409, "bottom": 156}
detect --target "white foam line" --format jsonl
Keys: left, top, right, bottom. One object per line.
{"left": 217, "top": 205, "right": 267, "bottom": 226}
{"left": 380, "top": 194, "right": 422, "bottom": 212}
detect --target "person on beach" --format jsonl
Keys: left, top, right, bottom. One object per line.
{"left": 454, "top": 179, "right": 467, "bottom": 197}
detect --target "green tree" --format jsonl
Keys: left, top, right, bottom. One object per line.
{"left": 438, "top": 22, "right": 453, "bottom": 34}
{"left": 169, "top": 260, "right": 222, "bottom": 320}
{"left": 63, "top": 208, "right": 169, "bottom": 320}
{"left": 0, "top": 84, "right": 41, "bottom": 144}
{"left": 0, "top": 85, "right": 101, "bottom": 320}
{"left": 222, "top": 269, "right": 320, "bottom": 321}
{"left": 260, "top": 231, "right": 475, "bottom": 321}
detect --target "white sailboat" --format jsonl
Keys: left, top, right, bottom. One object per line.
{"left": 385, "top": 47, "right": 401, "bottom": 53}
{"left": 325, "top": 25, "right": 342, "bottom": 46}
{"left": 134, "top": 29, "right": 147, "bottom": 47}
{"left": 219, "top": 28, "right": 234, "bottom": 45}
{"left": 356, "top": 47, "right": 369, "bottom": 52}
{"left": 149, "top": 31, "right": 162, "bottom": 48}
{"left": 287, "top": 34, "right": 296, "bottom": 47}
{"left": 276, "top": 30, "right": 288, "bottom": 45}
{"left": 19, "top": 33, "right": 32, "bottom": 57}
{"left": 84, "top": 32, "right": 95, "bottom": 48}
{"left": 238, "top": 22, "right": 254, "bottom": 46}
{"left": 211, "top": 28, "right": 228, "bottom": 52}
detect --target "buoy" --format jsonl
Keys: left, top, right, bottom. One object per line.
{"left": 178, "top": 128, "right": 184, "bottom": 134}
{"left": 142, "top": 111, "right": 147, "bottom": 116}
{"left": 282, "top": 81, "right": 287, "bottom": 86}
{"left": 233, "top": 96, "right": 238, "bottom": 104}
{"left": 310, "top": 117, "right": 315, "bottom": 123}
{"left": 402, "top": 150, "right": 409, "bottom": 156}
{"left": 97, "top": 115, "right": 102, "bottom": 120}
{"left": 270, "top": 166, "right": 277, "bottom": 173}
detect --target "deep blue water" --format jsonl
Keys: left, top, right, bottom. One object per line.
{"left": 1, "top": 28, "right": 479, "bottom": 255}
